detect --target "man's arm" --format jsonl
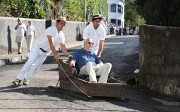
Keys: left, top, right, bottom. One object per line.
{"left": 33, "top": 26, "right": 36, "bottom": 38}
{"left": 97, "top": 40, "right": 104, "bottom": 57}
{"left": 34, "top": 31, "right": 36, "bottom": 39}
{"left": 26, "top": 26, "right": 28, "bottom": 39}
{"left": 59, "top": 43, "right": 69, "bottom": 56}
{"left": 94, "top": 53, "right": 101, "bottom": 71}
{"left": 23, "top": 24, "right": 27, "bottom": 37}
{"left": 15, "top": 25, "right": 18, "bottom": 30}
{"left": 47, "top": 35, "right": 59, "bottom": 62}
{"left": 24, "top": 31, "right": 27, "bottom": 39}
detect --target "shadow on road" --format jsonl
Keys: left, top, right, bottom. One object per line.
{"left": 0, "top": 85, "right": 88, "bottom": 102}
{"left": 0, "top": 84, "right": 165, "bottom": 112}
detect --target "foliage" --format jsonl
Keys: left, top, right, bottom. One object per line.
{"left": 0, "top": 0, "right": 46, "bottom": 19}
{"left": 0, "top": 0, "right": 27, "bottom": 17}
{"left": 63, "top": 0, "right": 108, "bottom": 21}
{"left": 135, "top": 0, "right": 180, "bottom": 27}
{"left": 64, "top": 0, "right": 84, "bottom": 21}
{"left": 125, "top": 0, "right": 145, "bottom": 27}
{"left": 0, "top": 0, "right": 108, "bottom": 21}
{"left": 23, "top": 0, "right": 46, "bottom": 19}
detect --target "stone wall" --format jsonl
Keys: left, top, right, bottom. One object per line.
{"left": 139, "top": 25, "right": 180, "bottom": 100}
{"left": 0, "top": 17, "right": 84, "bottom": 55}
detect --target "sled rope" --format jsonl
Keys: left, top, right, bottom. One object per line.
{"left": 57, "top": 61, "right": 91, "bottom": 98}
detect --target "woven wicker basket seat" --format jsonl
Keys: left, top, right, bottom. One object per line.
{"left": 57, "top": 58, "right": 127, "bottom": 99}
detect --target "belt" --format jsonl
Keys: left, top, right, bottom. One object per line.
{"left": 40, "top": 48, "right": 47, "bottom": 52}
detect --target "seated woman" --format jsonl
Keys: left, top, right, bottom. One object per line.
{"left": 70, "top": 38, "right": 112, "bottom": 83}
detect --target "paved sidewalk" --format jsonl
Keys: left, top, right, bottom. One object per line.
{"left": 0, "top": 41, "right": 83, "bottom": 66}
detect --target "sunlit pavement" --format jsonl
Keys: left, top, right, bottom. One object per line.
{"left": 0, "top": 35, "right": 179, "bottom": 112}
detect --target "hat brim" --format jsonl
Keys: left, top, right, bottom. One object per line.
{"left": 55, "top": 17, "right": 67, "bottom": 23}
{"left": 93, "top": 17, "right": 102, "bottom": 19}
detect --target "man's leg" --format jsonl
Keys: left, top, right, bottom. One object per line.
{"left": 80, "top": 62, "right": 97, "bottom": 82}
{"left": 17, "top": 45, "right": 39, "bottom": 80}
{"left": 15, "top": 36, "right": 20, "bottom": 53}
{"left": 96, "top": 63, "right": 112, "bottom": 83}
{"left": 29, "top": 35, "right": 33, "bottom": 51}
{"left": 18, "top": 37, "right": 24, "bottom": 53}
{"left": 17, "top": 42, "right": 21, "bottom": 53}
{"left": 26, "top": 36, "right": 30, "bottom": 51}
{"left": 24, "top": 52, "right": 47, "bottom": 80}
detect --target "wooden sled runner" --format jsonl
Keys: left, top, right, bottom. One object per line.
{"left": 57, "top": 57, "right": 128, "bottom": 100}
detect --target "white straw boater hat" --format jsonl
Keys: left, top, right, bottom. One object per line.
{"left": 92, "top": 14, "right": 102, "bottom": 20}
{"left": 55, "top": 16, "right": 67, "bottom": 23}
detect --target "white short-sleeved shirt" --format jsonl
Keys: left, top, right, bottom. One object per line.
{"left": 16, "top": 23, "right": 26, "bottom": 37}
{"left": 27, "top": 25, "right": 35, "bottom": 35}
{"left": 83, "top": 22, "right": 106, "bottom": 54}
{"left": 37, "top": 26, "right": 65, "bottom": 53}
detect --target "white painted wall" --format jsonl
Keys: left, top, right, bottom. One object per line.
{"left": 0, "top": 17, "right": 84, "bottom": 55}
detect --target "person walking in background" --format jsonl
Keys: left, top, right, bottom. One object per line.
{"left": 12, "top": 16, "right": 71, "bottom": 86}
{"left": 15, "top": 18, "right": 26, "bottom": 54}
{"left": 126, "top": 25, "right": 130, "bottom": 35}
{"left": 26, "top": 20, "right": 35, "bottom": 52}
{"left": 109, "top": 23, "right": 114, "bottom": 34}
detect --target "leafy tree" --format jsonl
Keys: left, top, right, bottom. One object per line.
{"left": 22, "top": 0, "right": 46, "bottom": 19}
{"left": 0, "top": 0, "right": 108, "bottom": 21}
{"left": 0, "top": 0, "right": 46, "bottom": 19}
{"left": 63, "top": 0, "right": 108, "bottom": 21}
{"left": 125, "top": 0, "right": 145, "bottom": 27}
{"left": 136, "top": 0, "right": 180, "bottom": 27}
{"left": 0, "top": 0, "right": 27, "bottom": 17}
{"left": 64, "top": 0, "right": 84, "bottom": 21}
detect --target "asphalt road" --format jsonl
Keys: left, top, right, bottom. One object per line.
{"left": 0, "top": 35, "right": 179, "bottom": 112}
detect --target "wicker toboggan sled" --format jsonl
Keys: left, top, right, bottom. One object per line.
{"left": 57, "top": 57, "right": 127, "bottom": 100}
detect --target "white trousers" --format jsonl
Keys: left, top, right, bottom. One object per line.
{"left": 80, "top": 62, "right": 112, "bottom": 83}
{"left": 17, "top": 43, "right": 50, "bottom": 80}
{"left": 26, "top": 35, "right": 34, "bottom": 51}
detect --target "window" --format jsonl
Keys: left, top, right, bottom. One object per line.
{"left": 111, "top": 4, "right": 116, "bottom": 12}
{"left": 118, "top": 20, "right": 121, "bottom": 26}
{"left": 111, "top": 19, "right": 116, "bottom": 25}
{"left": 118, "top": 5, "right": 121, "bottom": 13}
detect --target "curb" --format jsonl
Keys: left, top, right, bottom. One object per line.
{"left": 152, "top": 98, "right": 180, "bottom": 106}
{"left": 0, "top": 55, "right": 28, "bottom": 66}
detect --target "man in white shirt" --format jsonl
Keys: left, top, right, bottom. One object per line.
{"left": 15, "top": 18, "right": 26, "bottom": 54}
{"left": 13, "top": 16, "right": 71, "bottom": 86}
{"left": 26, "top": 20, "right": 35, "bottom": 52}
{"left": 83, "top": 14, "right": 106, "bottom": 58}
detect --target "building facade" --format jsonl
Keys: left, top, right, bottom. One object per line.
{"left": 107, "top": 0, "right": 125, "bottom": 28}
